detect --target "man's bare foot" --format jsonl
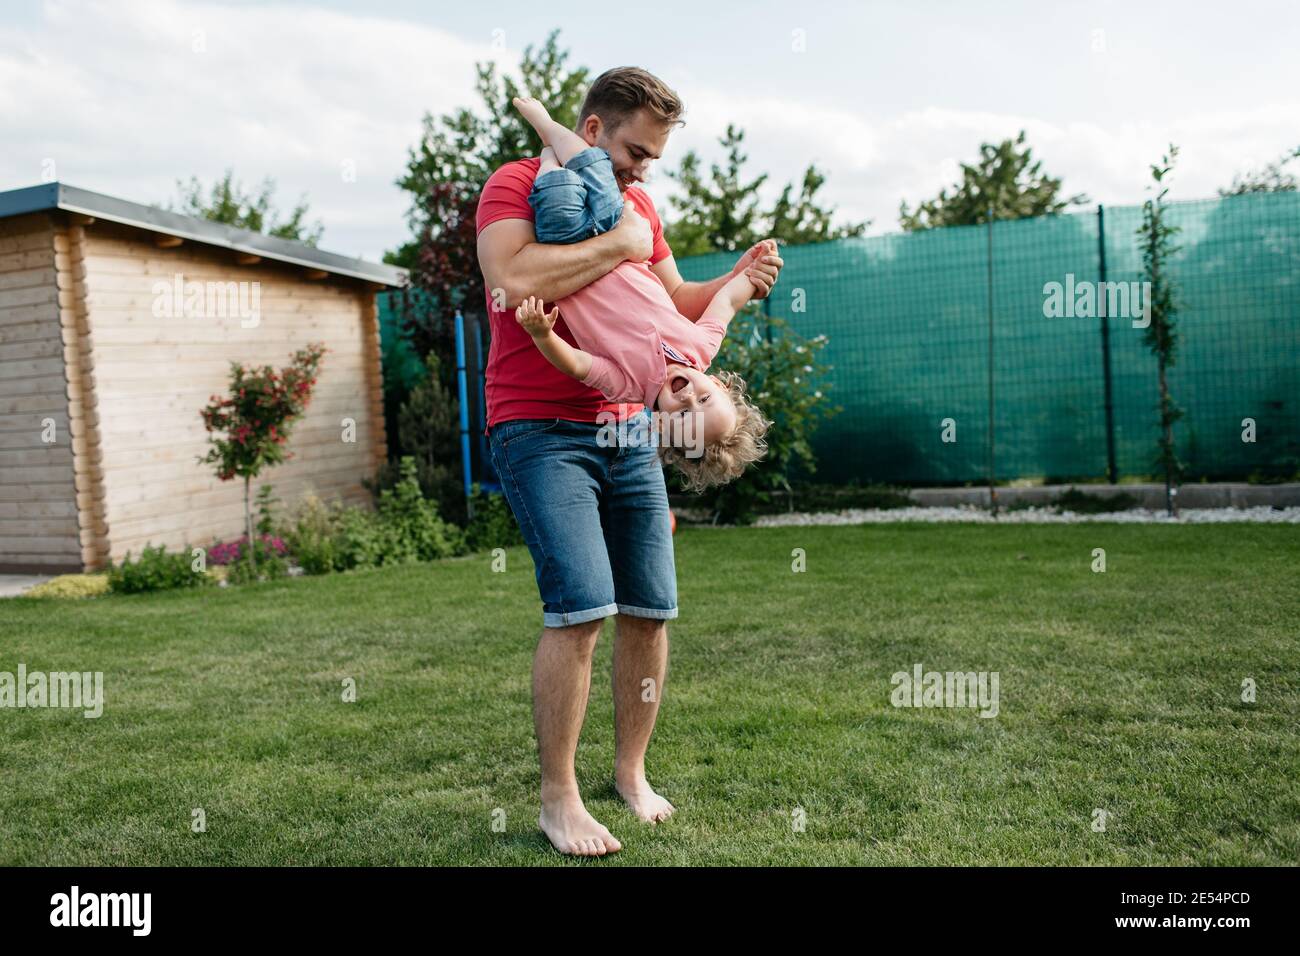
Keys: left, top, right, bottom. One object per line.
{"left": 539, "top": 791, "right": 622, "bottom": 856}
{"left": 512, "top": 94, "right": 552, "bottom": 134}
{"left": 616, "top": 773, "right": 676, "bottom": 824}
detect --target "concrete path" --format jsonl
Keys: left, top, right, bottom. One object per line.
{"left": 0, "top": 574, "right": 55, "bottom": 598}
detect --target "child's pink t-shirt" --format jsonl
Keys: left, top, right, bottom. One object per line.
{"left": 557, "top": 260, "right": 731, "bottom": 409}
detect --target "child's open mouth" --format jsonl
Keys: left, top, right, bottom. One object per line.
{"left": 670, "top": 375, "right": 689, "bottom": 395}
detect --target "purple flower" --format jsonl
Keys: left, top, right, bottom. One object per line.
{"left": 208, "top": 534, "right": 289, "bottom": 565}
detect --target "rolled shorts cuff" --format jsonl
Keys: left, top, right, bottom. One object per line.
{"left": 564, "top": 145, "right": 611, "bottom": 172}
{"left": 542, "top": 602, "right": 619, "bottom": 629}
{"left": 532, "top": 167, "right": 585, "bottom": 190}
{"left": 615, "top": 603, "right": 679, "bottom": 621}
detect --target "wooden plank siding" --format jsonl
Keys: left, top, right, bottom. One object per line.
{"left": 80, "top": 220, "right": 388, "bottom": 566}
{"left": 0, "top": 213, "right": 83, "bottom": 573}
{"left": 0, "top": 214, "right": 389, "bottom": 573}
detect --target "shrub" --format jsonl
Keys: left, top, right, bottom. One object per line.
{"left": 680, "top": 309, "right": 839, "bottom": 524}
{"left": 224, "top": 535, "right": 290, "bottom": 585}
{"left": 24, "top": 574, "right": 110, "bottom": 599}
{"left": 372, "top": 456, "right": 465, "bottom": 563}
{"left": 331, "top": 507, "right": 388, "bottom": 571}
{"left": 255, "top": 484, "right": 281, "bottom": 536}
{"left": 283, "top": 492, "right": 342, "bottom": 575}
{"left": 313, "top": 458, "right": 465, "bottom": 572}
{"left": 107, "top": 544, "right": 209, "bottom": 594}
{"left": 465, "top": 485, "right": 523, "bottom": 552}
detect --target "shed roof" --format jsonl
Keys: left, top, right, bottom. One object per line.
{"left": 0, "top": 182, "right": 407, "bottom": 287}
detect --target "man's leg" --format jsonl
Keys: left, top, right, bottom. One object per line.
{"left": 612, "top": 615, "right": 675, "bottom": 822}
{"left": 534, "top": 620, "right": 622, "bottom": 855}
{"left": 602, "top": 410, "right": 680, "bottom": 823}
{"left": 489, "top": 418, "right": 624, "bottom": 855}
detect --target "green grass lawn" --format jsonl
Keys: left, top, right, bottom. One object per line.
{"left": 2, "top": 523, "right": 1297, "bottom": 866}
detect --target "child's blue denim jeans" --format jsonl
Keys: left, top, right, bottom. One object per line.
{"left": 528, "top": 145, "right": 624, "bottom": 244}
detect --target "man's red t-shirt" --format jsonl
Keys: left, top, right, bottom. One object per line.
{"left": 475, "top": 157, "right": 673, "bottom": 427}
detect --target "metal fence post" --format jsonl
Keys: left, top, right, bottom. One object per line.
{"left": 986, "top": 207, "right": 997, "bottom": 515}
{"left": 1097, "top": 204, "right": 1118, "bottom": 483}
{"left": 454, "top": 309, "right": 473, "bottom": 516}
{"left": 982, "top": 205, "right": 993, "bottom": 512}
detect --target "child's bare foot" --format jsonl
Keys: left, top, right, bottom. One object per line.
{"left": 538, "top": 145, "right": 559, "bottom": 175}
{"left": 512, "top": 94, "right": 553, "bottom": 135}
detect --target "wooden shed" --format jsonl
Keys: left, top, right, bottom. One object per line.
{"left": 0, "top": 182, "right": 403, "bottom": 574}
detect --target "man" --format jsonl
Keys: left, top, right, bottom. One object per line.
{"left": 475, "top": 66, "right": 783, "bottom": 856}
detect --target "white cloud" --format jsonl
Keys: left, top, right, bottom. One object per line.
{"left": 0, "top": 0, "right": 511, "bottom": 260}
{"left": 641, "top": 95, "right": 1300, "bottom": 237}
{"left": 4, "top": 0, "right": 1298, "bottom": 258}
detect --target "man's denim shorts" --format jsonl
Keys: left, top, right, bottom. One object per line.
{"left": 488, "top": 409, "right": 678, "bottom": 628}
{"left": 528, "top": 145, "right": 624, "bottom": 244}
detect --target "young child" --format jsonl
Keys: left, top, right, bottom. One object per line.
{"left": 511, "top": 94, "right": 771, "bottom": 490}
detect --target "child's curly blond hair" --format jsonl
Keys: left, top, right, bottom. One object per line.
{"left": 660, "top": 369, "right": 771, "bottom": 492}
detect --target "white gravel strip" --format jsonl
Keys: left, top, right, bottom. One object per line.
{"left": 752, "top": 505, "right": 1300, "bottom": 526}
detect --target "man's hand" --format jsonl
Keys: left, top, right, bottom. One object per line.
{"left": 516, "top": 295, "right": 559, "bottom": 339}
{"left": 732, "top": 238, "right": 783, "bottom": 299}
{"left": 611, "top": 202, "right": 653, "bottom": 263}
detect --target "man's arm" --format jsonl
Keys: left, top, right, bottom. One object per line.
{"left": 477, "top": 205, "right": 652, "bottom": 310}
{"left": 650, "top": 240, "right": 785, "bottom": 322}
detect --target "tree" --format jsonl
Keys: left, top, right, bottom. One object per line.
{"left": 365, "top": 355, "right": 466, "bottom": 525}
{"left": 1137, "top": 145, "right": 1184, "bottom": 516}
{"left": 769, "top": 164, "right": 868, "bottom": 247}
{"left": 1219, "top": 146, "right": 1300, "bottom": 196}
{"left": 387, "top": 31, "right": 587, "bottom": 376}
{"left": 664, "top": 125, "right": 867, "bottom": 257}
{"left": 197, "top": 344, "right": 326, "bottom": 572}
{"left": 173, "top": 169, "right": 323, "bottom": 245}
{"left": 899, "top": 130, "right": 1088, "bottom": 231}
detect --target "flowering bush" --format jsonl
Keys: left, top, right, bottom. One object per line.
{"left": 223, "top": 535, "right": 290, "bottom": 585}
{"left": 197, "top": 344, "right": 325, "bottom": 571}
{"left": 207, "top": 534, "right": 289, "bottom": 566}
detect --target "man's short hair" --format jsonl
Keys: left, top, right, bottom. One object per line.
{"left": 578, "top": 67, "right": 685, "bottom": 134}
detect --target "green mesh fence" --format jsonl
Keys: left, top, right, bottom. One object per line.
{"left": 376, "top": 289, "right": 429, "bottom": 391}
{"left": 675, "top": 192, "right": 1300, "bottom": 485}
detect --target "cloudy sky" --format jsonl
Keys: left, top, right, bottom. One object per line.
{"left": 3, "top": 0, "right": 1297, "bottom": 262}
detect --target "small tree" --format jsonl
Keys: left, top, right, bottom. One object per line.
{"left": 1219, "top": 146, "right": 1300, "bottom": 196}
{"left": 899, "top": 130, "right": 1088, "bottom": 231}
{"left": 389, "top": 31, "right": 588, "bottom": 374}
{"left": 1137, "top": 145, "right": 1183, "bottom": 516}
{"left": 173, "top": 169, "right": 324, "bottom": 245}
{"left": 198, "top": 344, "right": 326, "bottom": 570}
{"left": 665, "top": 125, "right": 867, "bottom": 257}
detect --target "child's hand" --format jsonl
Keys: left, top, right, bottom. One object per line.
{"left": 736, "top": 238, "right": 782, "bottom": 299}
{"left": 515, "top": 296, "right": 559, "bottom": 338}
